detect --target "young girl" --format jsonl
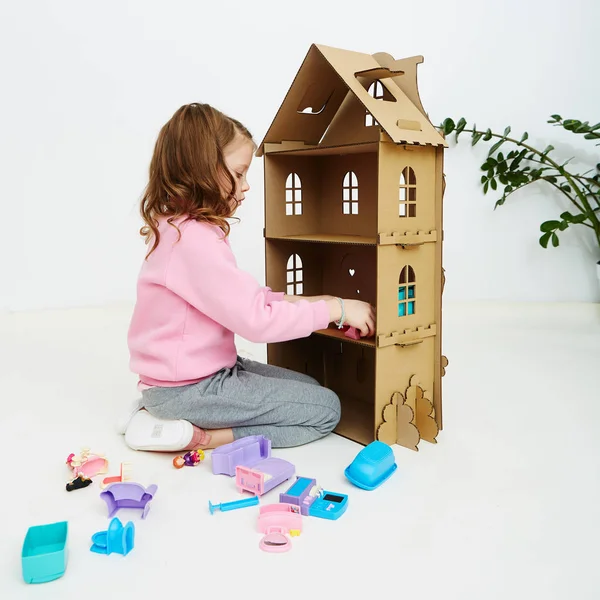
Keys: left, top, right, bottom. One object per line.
{"left": 120, "top": 103, "right": 376, "bottom": 453}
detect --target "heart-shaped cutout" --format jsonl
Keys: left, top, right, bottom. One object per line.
{"left": 349, "top": 269, "right": 355, "bottom": 276}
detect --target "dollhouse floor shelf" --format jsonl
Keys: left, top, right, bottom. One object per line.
{"left": 267, "top": 234, "right": 377, "bottom": 246}
{"left": 265, "top": 140, "right": 378, "bottom": 156}
{"left": 313, "top": 328, "right": 376, "bottom": 348}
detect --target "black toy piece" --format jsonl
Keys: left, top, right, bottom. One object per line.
{"left": 66, "top": 475, "right": 93, "bottom": 492}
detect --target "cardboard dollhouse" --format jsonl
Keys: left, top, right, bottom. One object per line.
{"left": 256, "top": 44, "right": 448, "bottom": 451}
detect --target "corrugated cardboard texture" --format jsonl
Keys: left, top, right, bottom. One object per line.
{"left": 262, "top": 44, "right": 447, "bottom": 450}
{"left": 257, "top": 44, "right": 447, "bottom": 157}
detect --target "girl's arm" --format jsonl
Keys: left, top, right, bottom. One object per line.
{"left": 283, "top": 294, "right": 334, "bottom": 303}
{"left": 164, "top": 222, "right": 334, "bottom": 344}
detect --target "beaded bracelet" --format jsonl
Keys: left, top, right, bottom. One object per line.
{"left": 334, "top": 297, "right": 345, "bottom": 329}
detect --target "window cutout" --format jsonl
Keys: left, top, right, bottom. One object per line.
{"left": 297, "top": 84, "right": 333, "bottom": 115}
{"left": 398, "top": 266, "right": 416, "bottom": 317}
{"left": 364, "top": 80, "right": 396, "bottom": 126}
{"left": 285, "top": 173, "right": 302, "bottom": 217}
{"left": 399, "top": 167, "right": 417, "bottom": 218}
{"left": 342, "top": 171, "right": 359, "bottom": 215}
{"left": 286, "top": 254, "right": 303, "bottom": 296}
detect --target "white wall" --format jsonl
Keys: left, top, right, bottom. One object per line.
{"left": 1, "top": 0, "right": 598, "bottom": 312}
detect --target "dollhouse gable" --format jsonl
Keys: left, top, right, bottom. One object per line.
{"left": 256, "top": 43, "right": 447, "bottom": 157}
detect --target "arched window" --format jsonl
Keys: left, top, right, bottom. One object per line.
{"left": 342, "top": 171, "right": 358, "bottom": 215}
{"left": 365, "top": 81, "right": 384, "bottom": 127}
{"left": 399, "top": 167, "right": 417, "bottom": 218}
{"left": 398, "top": 266, "right": 416, "bottom": 317}
{"left": 286, "top": 254, "right": 303, "bottom": 295}
{"left": 285, "top": 173, "right": 302, "bottom": 216}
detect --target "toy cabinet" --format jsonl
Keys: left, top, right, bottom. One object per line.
{"left": 257, "top": 44, "right": 448, "bottom": 450}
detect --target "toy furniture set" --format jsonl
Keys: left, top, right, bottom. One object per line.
{"left": 258, "top": 43, "right": 448, "bottom": 452}
{"left": 257, "top": 504, "right": 303, "bottom": 553}
{"left": 23, "top": 435, "right": 398, "bottom": 580}
{"left": 91, "top": 518, "right": 135, "bottom": 556}
{"left": 21, "top": 521, "right": 68, "bottom": 584}
{"left": 211, "top": 435, "right": 296, "bottom": 496}
{"left": 100, "top": 482, "right": 158, "bottom": 520}
{"left": 279, "top": 477, "right": 348, "bottom": 520}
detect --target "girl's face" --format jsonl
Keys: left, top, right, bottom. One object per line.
{"left": 223, "top": 134, "right": 254, "bottom": 212}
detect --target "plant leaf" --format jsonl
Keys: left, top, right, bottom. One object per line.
{"left": 490, "top": 178, "right": 497, "bottom": 191}
{"left": 540, "top": 220, "right": 560, "bottom": 232}
{"left": 455, "top": 117, "right": 467, "bottom": 139}
{"left": 484, "top": 128, "right": 492, "bottom": 141}
{"left": 551, "top": 232, "right": 560, "bottom": 247}
{"left": 442, "top": 118, "right": 455, "bottom": 135}
{"left": 539, "top": 232, "right": 552, "bottom": 248}
{"left": 471, "top": 132, "right": 483, "bottom": 146}
{"left": 503, "top": 126, "right": 511, "bottom": 137}
{"left": 489, "top": 139, "right": 505, "bottom": 155}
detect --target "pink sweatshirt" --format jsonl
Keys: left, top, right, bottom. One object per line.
{"left": 127, "top": 217, "right": 330, "bottom": 387}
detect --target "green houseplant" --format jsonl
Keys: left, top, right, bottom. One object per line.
{"left": 438, "top": 116, "right": 600, "bottom": 263}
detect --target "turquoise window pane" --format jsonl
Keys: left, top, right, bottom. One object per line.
{"left": 398, "top": 303, "right": 406, "bottom": 317}
{"left": 408, "top": 286, "right": 415, "bottom": 299}
{"left": 398, "top": 286, "right": 406, "bottom": 301}
{"left": 408, "top": 301, "right": 415, "bottom": 315}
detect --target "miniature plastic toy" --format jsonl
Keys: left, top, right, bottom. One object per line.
{"left": 343, "top": 326, "right": 361, "bottom": 340}
{"left": 212, "top": 435, "right": 295, "bottom": 496}
{"left": 236, "top": 459, "right": 295, "bottom": 497}
{"left": 66, "top": 447, "right": 108, "bottom": 479}
{"left": 257, "top": 503, "right": 303, "bottom": 553}
{"left": 100, "top": 482, "right": 158, "bottom": 520}
{"left": 344, "top": 441, "right": 397, "bottom": 490}
{"left": 280, "top": 477, "right": 348, "bottom": 520}
{"left": 173, "top": 448, "right": 205, "bottom": 469}
{"left": 212, "top": 435, "right": 270, "bottom": 476}
{"left": 22, "top": 521, "right": 68, "bottom": 584}
{"left": 66, "top": 474, "right": 93, "bottom": 492}
{"left": 208, "top": 496, "right": 259, "bottom": 515}
{"left": 101, "top": 462, "right": 133, "bottom": 489}
{"left": 90, "top": 517, "right": 135, "bottom": 556}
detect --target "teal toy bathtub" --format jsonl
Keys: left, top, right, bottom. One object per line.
{"left": 22, "top": 521, "right": 68, "bottom": 584}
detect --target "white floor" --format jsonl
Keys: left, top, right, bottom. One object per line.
{"left": 1, "top": 302, "right": 599, "bottom": 600}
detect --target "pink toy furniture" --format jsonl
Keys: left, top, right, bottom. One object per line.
{"left": 236, "top": 458, "right": 295, "bottom": 496}
{"left": 212, "top": 435, "right": 295, "bottom": 496}
{"left": 257, "top": 503, "right": 303, "bottom": 553}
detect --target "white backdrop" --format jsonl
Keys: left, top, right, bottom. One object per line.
{"left": 1, "top": 0, "right": 598, "bottom": 312}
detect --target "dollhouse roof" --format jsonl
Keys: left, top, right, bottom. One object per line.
{"left": 256, "top": 44, "right": 447, "bottom": 157}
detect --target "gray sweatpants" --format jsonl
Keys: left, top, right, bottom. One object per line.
{"left": 140, "top": 356, "right": 341, "bottom": 448}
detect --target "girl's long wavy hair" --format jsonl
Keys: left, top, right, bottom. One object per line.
{"left": 140, "top": 103, "right": 254, "bottom": 257}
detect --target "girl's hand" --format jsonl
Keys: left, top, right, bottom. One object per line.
{"left": 326, "top": 298, "right": 376, "bottom": 337}
{"left": 343, "top": 299, "right": 376, "bottom": 337}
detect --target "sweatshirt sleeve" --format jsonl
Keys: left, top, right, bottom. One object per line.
{"left": 164, "top": 222, "right": 330, "bottom": 343}
{"left": 266, "top": 289, "right": 285, "bottom": 303}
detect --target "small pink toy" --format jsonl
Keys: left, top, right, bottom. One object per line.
{"left": 257, "top": 503, "right": 302, "bottom": 553}
{"left": 344, "top": 326, "right": 361, "bottom": 340}
{"left": 66, "top": 448, "right": 108, "bottom": 479}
